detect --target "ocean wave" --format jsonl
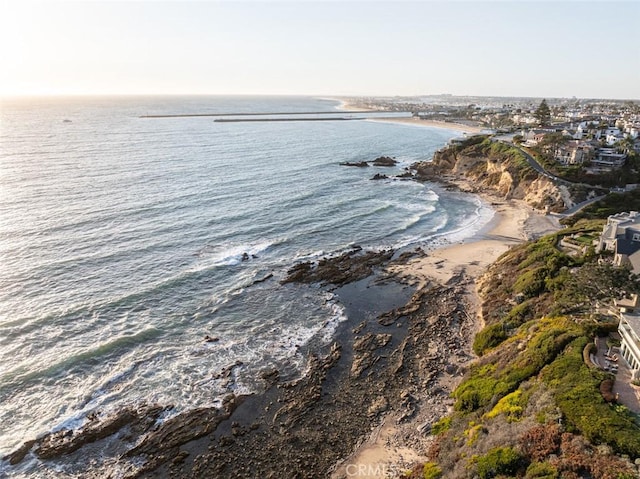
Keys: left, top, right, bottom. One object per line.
{"left": 195, "top": 240, "right": 275, "bottom": 269}
{"left": 0, "top": 327, "right": 162, "bottom": 392}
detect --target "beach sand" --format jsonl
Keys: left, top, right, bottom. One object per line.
{"left": 392, "top": 196, "right": 560, "bottom": 288}
{"left": 372, "top": 116, "right": 485, "bottom": 135}
{"left": 335, "top": 98, "right": 485, "bottom": 134}
{"left": 332, "top": 196, "right": 560, "bottom": 478}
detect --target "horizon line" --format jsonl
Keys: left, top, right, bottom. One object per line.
{"left": 1, "top": 93, "right": 639, "bottom": 102}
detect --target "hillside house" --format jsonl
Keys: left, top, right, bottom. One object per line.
{"left": 597, "top": 211, "right": 640, "bottom": 274}
{"left": 619, "top": 312, "right": 640, "bottom": 380}
{"left": 574, "top": 122, "right": 600, "bottom": 140}
{"left": 591, "top": 147, "right": 627, "bottom": 169}
{"left": 554, "top": 140, "right": 594, "bottom": 165}
{"left": 522, "top": 129, "right": 549, "bottom": 146}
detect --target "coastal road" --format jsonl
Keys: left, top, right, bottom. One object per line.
{"left": 495, "top": 139, "right": 611, "bottom": 216}
{"left": 496, "top": 140, "right": 571, "bottom": 185}
{"left": 558, "top": 195, "right": 607, "bottom": 217}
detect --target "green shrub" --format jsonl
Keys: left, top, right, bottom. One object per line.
{"left": 473, "top": 323, "right": 507, "bottom": 356}
{"left": 474, "top": 446, "right": 523, "bottom": 479}
{"left": 431, "top": 416, "right": 452, "bottom": 435}
{"left": 513, "top": 266, "right": 549, "bottom": 298}
{"left": 485, "top": 390, "right": 525, "bottom": 422}
{"left": 525, "top": 461, "right": 558, "bottom": 478}
{"left": 542, "top": 337, "right": 640, "bottom": 456}
{"left": 422, "top": 462, "right": 442, "bottom": 479}
{"left": 455, "top": 317, "right": 580, "bottom": 413}
{"left": 503, "top": 301, "right": 533, "bottom": 328}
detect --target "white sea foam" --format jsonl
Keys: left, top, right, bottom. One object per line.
{"left": 196, "top": 240, "right": 274, "bottom": 269}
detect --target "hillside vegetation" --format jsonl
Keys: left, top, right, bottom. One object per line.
{"left": 404, "top": 213, "right": 640, "bottom": 479}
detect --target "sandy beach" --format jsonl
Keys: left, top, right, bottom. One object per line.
{"left": 390, "top": 196, "right": 561, "bottom": 288}
{"left": 336, "top": 98, "right": 485, "bottom": 135}
{"left": 332, "top": 195, "right": 560, "bottom": 478}
{"left": 372, "top": 116, "right": 485, "bottom": 135}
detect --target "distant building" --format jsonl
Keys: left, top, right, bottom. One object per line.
{"left": 591, "top": 147, "right": 627, "bottom": 169}
{"left": 554, "top": 140, "right": 594, "bottom": 165}
{"left": 597, "top": 211, "right": 640, "bottom": 274}
{"left": 521, "top": 129, "right": 549, "bottom": 146}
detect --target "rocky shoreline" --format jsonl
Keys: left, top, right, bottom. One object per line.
{"left": 4, "top": 245, "right": 481, "bottom": 478}
{"left": 4, "top": 140, "right": 563, "bottom": 478}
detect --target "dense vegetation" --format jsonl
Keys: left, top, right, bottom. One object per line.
{"left": 562, "top": 188, "right": 640, "bottom": 226}
{"left": 403, "top": 216, "right": 640, "bottom": 479}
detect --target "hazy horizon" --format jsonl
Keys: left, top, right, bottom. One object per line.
{"left": 1, "top": 1, "right": 638, "bottom": 100}
{"left": 2, "top": 93, "right": 639, "bottom": 103}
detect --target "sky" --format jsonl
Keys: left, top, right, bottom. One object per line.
{"left": 0, "top": 0, "right": 638, "bottom": 99}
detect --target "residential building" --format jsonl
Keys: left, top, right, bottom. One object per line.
{"left": 597, "top": 211, "right": 640, "bottom": 274}
{"left": 521, "top": 129, "right": 549, "bottom": 146}
{"left": 591, "top": 147, "right": 627, "bottom": 169}
{"left": 554, "top": 140, "right": 594, "bottom": 165}
{"left": 619, "top": 312, "right": 640, "bottom": 380}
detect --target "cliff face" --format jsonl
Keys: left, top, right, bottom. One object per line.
{"left": 413, "top": 138, "right": 566, "bottom": 212}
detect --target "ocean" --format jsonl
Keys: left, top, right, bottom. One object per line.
{"left": 0, "top": 96, "right": 492, "bottom": 476}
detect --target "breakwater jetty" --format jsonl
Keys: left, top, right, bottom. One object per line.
{"left": 139, "top": 110, "right": 376, "bottom": 119}
{"left": 213, "top": 117, "right": 362, "bottom": 123}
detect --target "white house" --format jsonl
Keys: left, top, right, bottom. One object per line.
{"left": 606, "top": 132, "right": 625, "bottom": 146}
{"left": 575, "top": 121, "right": 601, "bottom": 140}
{"left": 619, "top": 312, "right": 640, "bottom": 380}
{"left": 597, "top": 211, "right": 640, "bottom": 274}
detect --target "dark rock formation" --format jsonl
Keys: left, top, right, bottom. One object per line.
{"left": 371, "top": 156, "right": 397, "bottom": 167}
{"left": 340, "top": 161, "right": 370, "bottom": 167}
{"left": 371, "top": 173, "right": 388, "bottom": 180}
{"left": 395, "top": 170, "right": 414, "bottom": 179}
{"left": 123, "top": 396, "right": 243, "bottom": 475}
{"left": 252, "top": 273, "right": 274, "bottom": 285}
{"left": 4, "top": 404, "right": 168, "bottom": 464}
{"left": 281, "top": 249, "right": 394, "bottom": 286}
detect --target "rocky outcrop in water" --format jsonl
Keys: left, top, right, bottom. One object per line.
{"left": 371, "top": 173, "right": 388, "bottom": 180}
{"left": 340, "top": 156, "right": 397, "bottom": 168}
{"left": 371, "top": 156, "right": 397, "bottom": 166}
{"left": 4, "top": 404, "right": 168, "bottom": 465}
{"left": 282, "top": 248, "right": 394, "bottom": 286}
{"left": 339, "top": 161, "right": 369, "bottom": 167}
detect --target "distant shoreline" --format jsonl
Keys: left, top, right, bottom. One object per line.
{"left": 334, "top": 98, "right": 484, "bottom": 134}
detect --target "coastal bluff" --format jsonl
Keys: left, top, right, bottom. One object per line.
{"left": 412, "top": 136, "right": 566, "bottom": 212}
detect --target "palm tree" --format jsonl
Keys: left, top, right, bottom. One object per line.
{"left": 616, "top": 135, "right": 636, "bottom": 154}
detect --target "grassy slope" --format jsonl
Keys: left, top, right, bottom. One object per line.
{"left": 403, "top": 196, "right": 640, "bottom": 478}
